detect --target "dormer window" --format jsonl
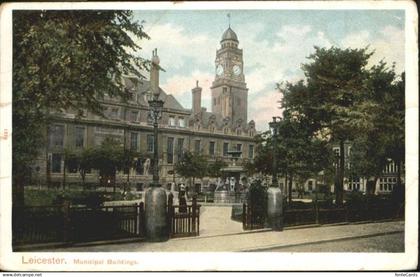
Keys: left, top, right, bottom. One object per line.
{"left": 108, "top": 107, "right": 119, "bottom": 120}
{"left": 130, "top": 110, "right": 138, "bottom": 122}
{"left": 169, "top": 116, "right": 176, "bottom": 127}
{"left": 179, "top": 117, "right": 186, "bottom": 128}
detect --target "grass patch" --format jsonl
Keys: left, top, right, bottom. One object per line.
{"left": 24, "top": 189, "right": 141, "bottom": 206}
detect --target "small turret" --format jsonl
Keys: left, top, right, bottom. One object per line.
{"left": 192, "top": 80, "right": 202, "bottom": 115}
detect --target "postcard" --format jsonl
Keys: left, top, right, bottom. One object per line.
{"left": 0, "top": 1, "right": 418, "bottom": 271}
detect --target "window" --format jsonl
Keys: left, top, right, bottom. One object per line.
{"left": 178, "top": 118, "right": 186, "bottom": 128}
{"left": 130, "top": 132, "right": 138, "bottom": 151}
{"left": 380, "top": 183, "right": 384, "bottom": 191}
{"left": 177, "top": 138, "right": 184, "bottom": 160}
{"left": 194, "top": 140, "right": 201, "bottom": 153}
{"left": 75, "top": 126, "right": 85, "bottom": 148}
{"left": 49, "top": 125, "right": 65, "bottom": 147}
{"left": 333, "top": 147, "right": 340, "bottom": 157}
{"left": 237, "top": 144, "right": 242, "bottom": 152}
{"left": 213, "top": 98, "right": 216, "bottom": 106}
{"left": 223, "top": 142, "right": 229, "bottom": 156}
{"left": 51, "top": 153, "right": 62, "bottom": 173}
{"left": 147, "top": 135, "right": 154, "bottom": 152}
{"left": 249, "top": 145, "right": 254, "bottom": 159}
{"left": 110, "top": 107, "right": 119, "bottom": 119}
{"left": 209, "top": 141, "right": 215, "bottom": 156}
{"left": 130, "top": 111, "right": 138, "bottom": 122}
{"left": 169, "top": 116, "right": 176, "bottom": 127}
{"left": 167, "top": 137, "right": 174, "bottom": 164}
{"left": 308, "top": 181, "right": 313, "bottom": 191}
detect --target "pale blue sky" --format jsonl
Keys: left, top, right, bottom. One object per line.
{"left": 132, "top": 9, "right": 405, "bottom": 131}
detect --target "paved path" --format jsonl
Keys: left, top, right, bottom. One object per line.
{"left": 50, "top": 220, "right": 404, "bottom": 252}
{"left": 199, "top": 206, "right": 243, "bottom": 236}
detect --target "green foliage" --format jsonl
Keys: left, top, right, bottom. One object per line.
{"left": 207, "top": 158, "right": 227, "bottom": 178}
{"left": 278, "top": 46, "right": 404, "bottom": 203}
{"left": 89, "top": 138, "right": 124, "bottom": 181}
{"left": 247, "top": 179, "right": 268, "bottom": 220}
{"left": 175, "top": 151, "right": 208, "bottom": 181}
{"left": 13, "top": 10, "right": 149, "bottom": 205}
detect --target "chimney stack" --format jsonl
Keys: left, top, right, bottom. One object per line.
{"left": 192, "top": 80, "right": 202, "bottom": 114}
{"left": 150, "top": 48, "right": 160, "bottom": 98}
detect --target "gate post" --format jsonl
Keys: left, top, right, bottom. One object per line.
{"left": 167, "top": 193, "right": 174, "bottom": 237}
{"left": 242, "top": 203, "right": 246, "bottom": 230}
{"left": 192, "top": 194, "right": 197, "bottom": 234}
{"left": 62, "top": 200, "right": 71, "bottom": 243}
{"left": 139, "top": 202, "right": 145, "bottom": 237}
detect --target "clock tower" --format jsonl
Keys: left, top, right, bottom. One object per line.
{"left": 211, "top": 26, "right": 248, "bottom": 125}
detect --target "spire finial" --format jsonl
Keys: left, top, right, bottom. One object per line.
{"left": 227, "top": 13, "right": 231, "bottom": 28}
{"left": 196, "top": 80, "right": 199, "bottom": 87}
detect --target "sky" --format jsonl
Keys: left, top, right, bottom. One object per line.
{"left": 131, "top": 9, "right": 405, "bottom": 131}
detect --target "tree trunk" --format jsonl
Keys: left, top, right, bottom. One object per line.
{"left": 46, "top": 156, "right": 51, "bottom": 190}
{"left": 285, "top": 172, "right": 288, "bottom": 204}
{"left": 288, "top": 174, "right": 293, "bottom": 204}
{"left": 113, "top": 174, "right": 116, "bottom": 194}
{"left": 336, "top": 140, "right": 345, "bottom": 206}
{"left": 13, "top": 175, "right": 25, "bottom": 207}
{"left": 80, "top": 170, "right": 86, "bottom": 190}
{"left": 396, "top": 160, "right": 402, "bottom": 187}
{"left": 372, "top": 176, "right": 378, "bottom": 195}
{"left": 62, "top": 158, "right": 66, "bottom": 190}
{"left": 366, "top": 176, "right": 377, "bottom": 195}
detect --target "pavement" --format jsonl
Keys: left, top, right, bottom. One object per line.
{"left": 45, "top": 219, "right": 404, "bottom": 252}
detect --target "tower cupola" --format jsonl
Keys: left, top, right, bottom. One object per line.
{"left": 221, "top": 27, "right": 239, "bottom": 48}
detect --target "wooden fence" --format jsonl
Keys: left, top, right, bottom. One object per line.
{"left": 168, "top": 194, "right": 201, "bottom": 238}
{"left": 242, "top": 201, "right": 403, "bottom": 230}
{"left": 13, "top": 202, "right": 145, "bottom": 246}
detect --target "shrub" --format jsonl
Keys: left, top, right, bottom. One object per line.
{"left": 247, "top": 179, "right": 267, "bottom": 221}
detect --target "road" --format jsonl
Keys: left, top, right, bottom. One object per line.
{"left": 261, "top": 232, "right": 404, "bottom": 252}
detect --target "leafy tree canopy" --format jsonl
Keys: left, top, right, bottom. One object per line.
{"left": 13, "top": 10, "right": 149, "bottom": 173}
{"left": 175, "top": 151, "right": 208, "bottom": 182}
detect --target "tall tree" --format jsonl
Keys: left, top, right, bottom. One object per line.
{"left": 207, "top": 158, "right": 227, "bottom": 178}
{"left": 13, "top": 10, "right": 149, "bottom": 206}
{"left": 281, "top": 46, "right": 374, "bottom": 205}
{"left": 347, "top": 63, "right": 404, "bottom": 194}
{"left": 90, "top": 137, "right": 125, "bottom": 193}
{"left": 175, "top": 151, "right": 208, "bottom": 191}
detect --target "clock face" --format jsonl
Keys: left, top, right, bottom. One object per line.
{"left": 216, "top": 65, "right": 224, "bottom": 76}
{"left": 233, "top": 65, "right": 241, "bottom": 76}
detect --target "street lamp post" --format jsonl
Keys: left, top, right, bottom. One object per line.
{"left": 269, "top": 117, "right": 279, "bottom": 187}
{"left": 267, "top": 116, "right": 283, "bottom": 231}
{"left": 144, "top": 49, "right": 169, "bottom": 242}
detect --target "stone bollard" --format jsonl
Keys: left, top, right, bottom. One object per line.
{"left": 267, "top": 186, "right": 283, "bottom": 231}
{"left": 145, "top": 186, "right": 169, "bottom": 242}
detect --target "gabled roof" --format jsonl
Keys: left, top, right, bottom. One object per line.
{"left": 124, "top": 77, "right": 188, "bottom": 112}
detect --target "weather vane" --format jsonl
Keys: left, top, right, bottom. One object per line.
{"left": 227, "top": 13, "right": 231, "bottom": 28}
